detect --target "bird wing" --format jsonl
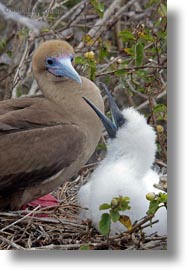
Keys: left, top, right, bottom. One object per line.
{"left": 0, "top": 97, "right": 85, "bottom": 193}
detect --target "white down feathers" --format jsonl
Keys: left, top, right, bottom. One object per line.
{"left": 78, "top": 108, "right": 167, "bottom": 235}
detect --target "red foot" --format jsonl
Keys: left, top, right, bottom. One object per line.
{"left": 21, "top": 194, "right": 59, "bottom": 210}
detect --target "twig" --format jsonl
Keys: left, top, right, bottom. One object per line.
{"left": 98, "top": 56, "right": 121, "bottom": 73}
{"left": 27, "top": 242, "right": 105, "bottom": 250}
{"left": 126, "top": 79, "right": 148, "bottom": 99}
{"left": 0, "top": 205, "right": 40, "bottom": 232}
{"left": 136, "top": 89, "right": 166, "bottom": 111}
{"left": 155, "top": 159, "right": 167, "bottom": 168}
{"left": 0, "top": 65, "right": 18, "bottom": 83}
{"left": 0, "top": 234, "right": 25, "bottom": 250}
{"left": 96, "top": 65, "right": 167, "bottom": 77}
{"left": 77, "top": 0, "right": 123, "bottom": 49}
{"left": 11, "top": 40, "right": 29, "bottom": 98}
{"left": 108, "top": 214, "right": 155, "bottom": 240}
{"left": 148, "top": 96, "right": 167, "bottom": 160}
{"left": 115, "top": 20, "right": 123, "bottom": 51}
{"left": 28, "top": 79, "right": 38, "bottom": 96}
{"left": 130, "top": 214, "right": 155, "bottom": 233}
{"left": 52, "top": 0, "right": 87, "bottom": 30}
{"left": 0, "top": 3, "right": 47, "bottom": 34}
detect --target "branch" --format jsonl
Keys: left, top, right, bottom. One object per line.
{"left": 96, "top": 65, "right": 167, "bottom": 77}
{"left": 136, "top": 89, "right": 166, "bottom": 111}
{"left": 0, "top": 234, "right": 25, "bottom": 250}
{"left": 0, "top": 2, "right": 47, "bottom": 34}
{"left": 77, "top": 0, "right": 123, "bottom": 49}
{"left": 52, "top": 0, "right": 87, "bottom": 30}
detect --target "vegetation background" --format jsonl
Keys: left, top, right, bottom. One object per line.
{"left": 0, "top": 0, "right": 167, "bottom": 250}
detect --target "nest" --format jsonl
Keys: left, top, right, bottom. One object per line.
{"left": 0, "top": 168, "right": 167, "bottom": 250}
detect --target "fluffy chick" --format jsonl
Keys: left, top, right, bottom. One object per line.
{"left": 78, "top": 86, "right": 167, "bottom": 235}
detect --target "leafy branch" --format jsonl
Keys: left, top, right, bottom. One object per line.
{"left": 146, "top": 192, "right": 167, "bottom": 215}
{"left": 98, "top": 196, "right": 132, "bottom": 236}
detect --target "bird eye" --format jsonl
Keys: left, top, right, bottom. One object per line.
{"left": 46, "top": 58, "right": 54, "bottom": 65}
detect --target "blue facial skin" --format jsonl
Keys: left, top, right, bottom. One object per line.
{"left": 46, "top": 56, "right": 82, "bottom": 84}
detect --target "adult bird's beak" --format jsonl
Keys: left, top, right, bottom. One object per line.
{"left": 46, "top": 56, "right": 82, "bottom": 84}
{"left": 100, "top": 83, "right": 125, "bottom": 129}
{"left": 82, "top": 97, "right": 117, "bottom": 139}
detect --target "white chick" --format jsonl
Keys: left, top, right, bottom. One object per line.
{"left": 78, "top": 84, "right": 167, "bottom": 235}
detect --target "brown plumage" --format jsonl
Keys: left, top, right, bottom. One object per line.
{"left": 0, "top": 40, "right": 104, "bottom": 209}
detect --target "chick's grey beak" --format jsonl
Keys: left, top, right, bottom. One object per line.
{"left": 46, "top": 56, "right": 82, "bottom": 84}
{"left": 82, "top": 97, "right": 117, "bottom": 139}
{"left": 101, "top": 83, "right": 125, "bottom": 129}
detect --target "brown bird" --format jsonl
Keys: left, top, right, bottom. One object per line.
{"left": 0, "top": 40, "right": 104, "bottom": 209}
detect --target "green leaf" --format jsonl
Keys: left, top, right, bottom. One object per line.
{"left": 135, "top": 69, "right": 148, "bottom": 78}
{"left": 158, "top": 3, "right": 167, "bottom": 17}
{"left": 120, "top": 196, "right": 131, "bottom": 211}
{"left": 18, "top": 28, "right": 29, "bottom": 38}
{"left": 140, "top": 34, "right": 154, "bottom": 42}
{"left": 114, "top": 69, "right": 127, "bottom": 76}
{"left": 74, "top": 56, "right": 86, "bottom": 65}
{"left": 147, "top": 200, "right": 159, "bottom": 215}
{"left": 0, "top": 39, "right": 6, "bottom": 52}
{"left": 83, "top": 35, "right": 94, "bottom": 46}
{"left": 110, "top": 209, "right": 120, "bottom": 222}
{"left": 135, "top": 42, "right": 144, "bottom": 66}
{"left": 41, "top": 28, "right": 50, "bottom": 33}
{"left": 124, "top": 47, "right": 135, "bottom": 56}
{"left": 153, "top": 104, "right": 167, "bottom": 113}
{"left": 157, "top": 31, "right": 167, "bottom": 40}
{"left": 16, "top": 86, "right": 22, "bottom": 97}
{"left": 99, "top": 203, "right": 111, "bottom": 210}
{"left": 119, "top": 30, "right": 135, "bottom": 42}
{"left": 158, "top": 193, "right": 167, "bottom": 204}
{"left": 96, "top": 143, "right": 107, "bottom": 151}
{"left": 90, "top": 0, "right": 104, "bottom": 18}
{"left": 98, "top": 47, "right": 108, "bottom": 61}
{"left": 153, "top": 103, "right": 167, "bottom": 121}
{"left": 99, "top": 213, "right": 111, "bottom": 235}
{"left": 88, "top": 60, "right": 96, "bottom": 81}
{"left": 80, "top": 245, "right": 90, "bottom": 250}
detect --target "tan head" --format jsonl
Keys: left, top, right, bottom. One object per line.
{"left": 32, "top": 40, "right": 81, "bottom": 84}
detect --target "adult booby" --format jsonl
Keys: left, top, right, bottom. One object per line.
{"left": 0, "top": 40, "right": 104, "bottom": 209}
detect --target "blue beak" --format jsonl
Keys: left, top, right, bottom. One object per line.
{"left": 46, "top": 56, "right": 82, "bottom": 84}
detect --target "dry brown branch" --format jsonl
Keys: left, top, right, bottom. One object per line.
{"left": 0, "top": 234, "right": 25, "bottom": 250}
{"left": 136, "top": 89, "right": 166, "bottom": 111}
{"left": 0, "top": 2, "right": 47, "bottom": 34}
{"left": 77, "top": 0, "right": 138, "bottom": 50}
{"left": 148, "top": 96, "right": 167, "bottom": 160}
{"left": 11, "top": 40, "right": 29, "bottom": 98}
{"left": 0, "top": 205, "right": 40, "bottom": 232}
{"left": 96, "top": 65, "right": 167, "bottom": 77}
{"left": 52, "top": 0, "right": 87, "bottom": 30}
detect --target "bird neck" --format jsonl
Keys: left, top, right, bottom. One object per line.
{"left": 35, "top": 74, "right": 104, "bottom": 120}
{"left": 34, "top": 74, "right": 104, "bottom": 160}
